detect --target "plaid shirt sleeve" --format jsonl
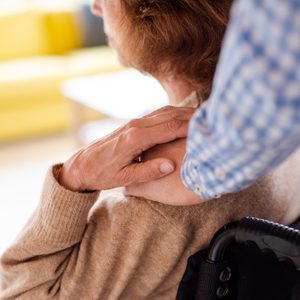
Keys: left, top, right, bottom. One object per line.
{"left": 181, "top": 0, "right": 300, "bottom": 200}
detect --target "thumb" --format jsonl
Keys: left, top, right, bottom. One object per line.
{"left": 124, "top": 158, "right": 175, "bottom": 185}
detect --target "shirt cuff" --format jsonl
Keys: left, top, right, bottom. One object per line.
{"left": 181, "top": 155, "right": 223, "bottom": 200}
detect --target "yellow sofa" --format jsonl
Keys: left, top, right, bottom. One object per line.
{"left": 0, "top": 8, "right": 82, "bottom": 61}
{"left": 0, "top": 7, "right": 121, "bottom": 143}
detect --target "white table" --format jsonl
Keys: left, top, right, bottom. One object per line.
{"left": 62, "top": 69, "right": 168, "bottom": 144}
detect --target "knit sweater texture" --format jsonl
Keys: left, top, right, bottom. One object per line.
{"left": 1, "top": 93, "right": 299, "bottom": 300}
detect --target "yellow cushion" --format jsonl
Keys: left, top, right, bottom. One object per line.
{"left": 0, "top": 8, "right": 82, "bottom": 61}
{"left": 0, "top": 47, "right": 122, "bottom": 142}
{"left": 43, "top": 9, "right": 83, "bottom": 54}
{"left": 0, "top": 99, "right": 72, "bottom": 142}
{"left": 0, "top": 47, "right": 121, "bottom": 105}
{"left": 0, "top": 10, "right": 48, "bottom": 60}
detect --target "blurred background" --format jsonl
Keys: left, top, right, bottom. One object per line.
{"left": 0, "top": 0, "right": 168, "bottom": 254}
{"left": 0, "top": 0, "right": 121, "bottom": 254}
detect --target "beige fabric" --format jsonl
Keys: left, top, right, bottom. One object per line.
{"left": 0, "top": 93, "right": 298, "bottom": 299}
{"left": 177, "top": 91, "right": 201, "bottom": 108}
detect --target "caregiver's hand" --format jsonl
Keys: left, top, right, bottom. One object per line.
{"left": 124, "top": 138, "right": 203, "bottom": 205}
{"left": 58, "top": 106, "right": 195, "bottom": 192}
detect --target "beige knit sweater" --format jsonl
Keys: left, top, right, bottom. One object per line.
{"left": 1, "top": 94, "right": 299, "bottom": 300}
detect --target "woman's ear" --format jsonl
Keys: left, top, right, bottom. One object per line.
{"left": 91, "top": 0, "right": 103, "bottom": 17}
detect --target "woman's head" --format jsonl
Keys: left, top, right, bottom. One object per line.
{"left": 93, "top": 0, "right": 233, "bottom": 98}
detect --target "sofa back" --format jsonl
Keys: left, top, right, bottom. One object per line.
{"left": 0, "top": 8, "right": 82, "bottom": 61}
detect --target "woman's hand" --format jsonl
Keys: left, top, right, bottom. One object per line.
{"left": 124, "top": 138, "right": 204, "bottom": 205}
{"left": 58, "top": 106, "right": 195, "bottom": 192}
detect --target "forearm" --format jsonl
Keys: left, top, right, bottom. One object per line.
{"left": 182, "top": 0, "right": 300, "bottom": 199}
{"left": 0, "top": 165, "right": 99, "bottom": 299}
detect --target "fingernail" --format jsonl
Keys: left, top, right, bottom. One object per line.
{"left": 160, "top": 163, "right": 174, "bottom": 174}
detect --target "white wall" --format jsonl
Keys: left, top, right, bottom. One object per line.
{"left": 0, "top": 134, "right": 77, "bottom": 255}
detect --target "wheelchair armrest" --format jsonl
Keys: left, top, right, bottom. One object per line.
{"left": 208, "top": 217, "right": 300, "bottom": 269}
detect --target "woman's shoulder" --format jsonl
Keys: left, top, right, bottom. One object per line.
{"left": 88, "top": 189, "right": 161, "bottom": 225}
{"left": 87, "top": 189, "right": 195, "bottom": 239}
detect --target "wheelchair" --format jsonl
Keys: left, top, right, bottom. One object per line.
{"left": 176, "top": 216, "right": 300, "bottom": 300}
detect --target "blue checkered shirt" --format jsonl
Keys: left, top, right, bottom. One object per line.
{"left": 181, "top": 0, "right": 300, "bottom": 200}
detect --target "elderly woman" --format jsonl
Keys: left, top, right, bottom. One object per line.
{"left": 1, "top": 0, "right": 299, "bottom": 299}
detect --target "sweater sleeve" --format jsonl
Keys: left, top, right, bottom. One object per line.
{"left": 0, "top": 164, "right": 99, "bottom": 300}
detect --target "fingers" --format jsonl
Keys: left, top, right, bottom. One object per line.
{"left": 122, "top": 119, "right": 190, "bottom": 159}
{"left": 67, "top": 106, "right": 195, "bottom": 191}
{"left": 106, "top": 106, "right": 195, "bottom": 142}
{"left": 136, "top": 106, "right": 195, "bottom": 128}
{"left": 143, "top": 105, "right": 195, "bottom": 119}
{"left": 137, "top": 109, "right": 194, "bottom": 130}
{"left": 120, "top": 158, "right": 175, "bottom": 186}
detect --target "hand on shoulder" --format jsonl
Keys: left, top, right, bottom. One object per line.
{"left": 58, "top": 106, "right": 195, "bottom": 192}
{"left": 124, "top": 138, "right": 204, "bottom": 205}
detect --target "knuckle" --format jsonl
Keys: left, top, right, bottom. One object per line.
{"left": 120, "top": 165, "right": 141, "bottom": 186}
{"left": 125, "top": 119, "right": 139, "bottom": 130}
{"left": 147, "top": 168, "right": 159, "bottom": 180}
{"left": 118, "top": 127, "right": 140, "bottom": 146}
{"left": 117, "top": 128, "right": 144, "bottom": 162}
{"left": 165, "top": 119, "right": 183, "bottom": 132}
{"left": 118, "top": 169, "right": 130, "bottom": 186}
{"left": 126, "top": 127, "right": 141, "bottom": 141}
